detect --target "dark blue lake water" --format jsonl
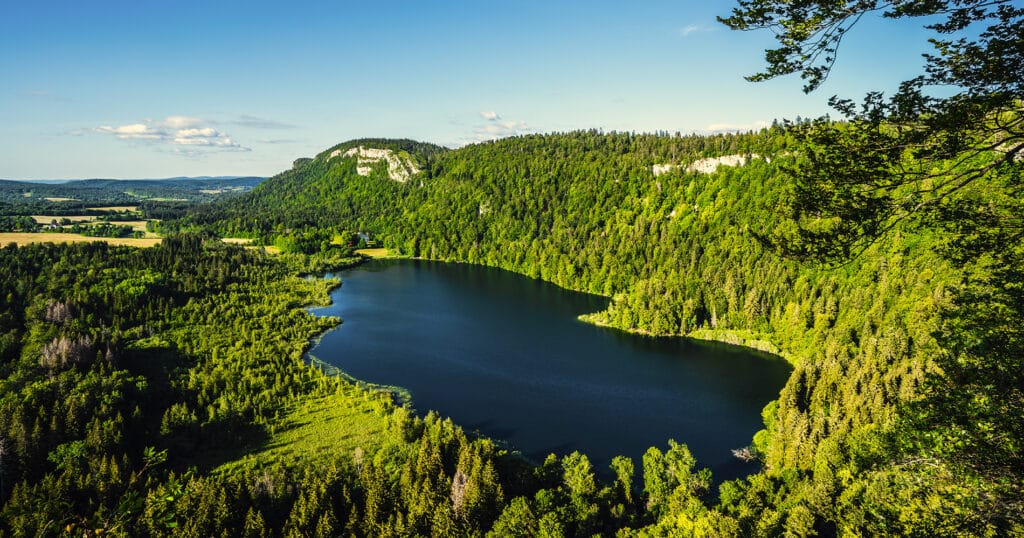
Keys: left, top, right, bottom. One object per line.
{"left": 308, "top": 259, "right": 791, "bottom": 482}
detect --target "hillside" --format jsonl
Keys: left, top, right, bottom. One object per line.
{"left": 156, "top": 130, "right": 1021, "bottom": 533}
{"left": 170, "top": 139, "right": 446, "bottom": 240}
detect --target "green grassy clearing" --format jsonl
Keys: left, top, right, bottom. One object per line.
{"left": 212, "top": 387, "right": 392, "bottom": 475}
{"left": 355, "top": 247, "right": 390, "bottom": 258}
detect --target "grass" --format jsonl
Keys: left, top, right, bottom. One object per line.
{"left": 21, "top": 213, "right": 156, "bottom": 237}
{"left": 0, "top": 232, "right": 161, "bottom": 248}
{"left": 104, "top": 220, "right": 152, "bottom": 233}
{"left": 30, "top": 215, "right": 94, "bottom": 224}
{"left": 43, "top": 197, "right": 77, "bottom": 202}
{"left": 92, "top": 206, "right": 138, "bottom": 212}
{"left": 223, "top": 239, "right": 288, "bottom": 254}
{"left": 225, "top": 241, "right": 281, "bottom": 254}
{"left": 355, "top": 247, "right": 390, "bottom": 258}
{"left": 212, "top": 388, "right": 391, "bottom": 475}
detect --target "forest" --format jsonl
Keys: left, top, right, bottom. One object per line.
{"left": 0, "top": 132, "right": 1019, "bottom": 538}
{"left": 1, "top": 0, "right": 1021, "bottom": 534}
{"left": 0, "top": 146, "right": 1018, "bottom": 535}
{"left": 70, "top": 121, "right": 1014, "bottom": 535}
{"left": 0, "top": 232, "right": 754, "bottom": 536}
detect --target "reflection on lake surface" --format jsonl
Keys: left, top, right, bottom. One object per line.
{"left": 307, "top": 260, "right": 791, "bottom": 482}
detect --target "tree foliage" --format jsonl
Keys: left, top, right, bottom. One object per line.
{"left": 723, "top": 0, "right": 1024, "bottom": 529}
{"left": 161, "top": 128, "right": 1005, "bottom": 533}
{"left": 722, "top": 0, "right": 1023, "bottom": 260}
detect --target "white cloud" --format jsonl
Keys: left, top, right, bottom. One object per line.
{"left": 176, "top": 127, "right": 219, "bottom": 138}
{"left": 473, "top": 119, "right": 531, "bottom": 142}
{"left": 95, "top": 123, "right": 161, "bottom": 139}
{"left": 468, "top": 110, "right": 531, "bottom": 142}
{"left": 163, "top": 115, "right": 204, "bottom": 129}
{"left": 94, "top": 116, "right": 248, "bottom": 152}
{"left": 679, "top": 24, "right": 710, "bottom": 37}
{"left": 173, "top": 131, "right": 241, "bottom": 149}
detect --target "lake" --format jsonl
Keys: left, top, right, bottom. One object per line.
{"left": 307, "top": 259, "right": 791, "bottom": 482}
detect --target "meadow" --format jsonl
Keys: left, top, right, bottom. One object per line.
{"left": 0, "top": 232, "right": 161, "bottom": 247}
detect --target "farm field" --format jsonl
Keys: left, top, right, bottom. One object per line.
{"left": 91, "top": 206, "right": 138, "bottom": 212}
{"left": 0, "top": 232, "right": 161, "bottom": 248}
{"left": 19, "top": 207, "right": 159, "bottom": 237}
{"left": 111, "top": 220, "right": 155, "bottom": 234}
{"left": 30, "top": 215, "right": 94, "bottom": 223}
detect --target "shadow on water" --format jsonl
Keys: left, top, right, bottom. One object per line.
{"left": 310, "top": 259, "right": 792, "bottom": 484}
{"left": 463, "top": 419, "right": 519, "bottom": 444}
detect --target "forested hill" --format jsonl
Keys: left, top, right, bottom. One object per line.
{"left": 158, "top": 129, "right": 1020, "bottom": 533}
{"left": 176, "top": 138, "right": 448, "bottom": 237}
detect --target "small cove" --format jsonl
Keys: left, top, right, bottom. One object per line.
{"left": 307, "top": 259, "right": 792, "bottom": 482}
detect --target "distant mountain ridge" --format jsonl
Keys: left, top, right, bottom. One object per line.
{"left": 0, "top": 176, "right": 266, "bottom": 204}
{"left": 3, "top": 176, "right": 262, "bottom": 183}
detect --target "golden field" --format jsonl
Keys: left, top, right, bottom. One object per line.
{"left": 0, "top": 233, "right": 161, "bottom": 248}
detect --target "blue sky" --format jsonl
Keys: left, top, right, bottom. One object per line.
{"left": 1, "top": 1, "right": 938, "bottom": 179}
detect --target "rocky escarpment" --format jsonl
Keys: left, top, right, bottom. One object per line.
{"left": 652, "top": 153, "right": 767, "bottom": 176}
{"left": 328, "top": 146, "right": 420, "bottom": 183}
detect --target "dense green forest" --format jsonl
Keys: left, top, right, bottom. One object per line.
{"left": 152, "top": 125, "right": 1020, "bottom": 534}
{"left": 2, "top": 3, "right": 1021, "bottom": 532}
{"left": 1, "top": 130, "right": 1019, "bottom": 535}
{"left": 0, "top": 234, "right": 777, "bottom": 536}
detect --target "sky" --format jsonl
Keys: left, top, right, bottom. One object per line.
{"left": 0, "top": 0, "right": 940, "bottom": 179}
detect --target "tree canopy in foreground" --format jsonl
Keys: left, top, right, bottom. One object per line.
{"left": 722, "top": 0, "right": 1023, "bottom": 260}
{"left": 724, "top": 0, "right": 1024, "bottom": 527}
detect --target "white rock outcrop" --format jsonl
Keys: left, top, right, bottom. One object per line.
{"left": 652, "top": 163, "right": 677, "bottom": 176}
{"left": 685, "top": 153, "right": 763, "bottom": 174}
{"left": 653, "top": 154, "right": 767, "bottom": 176}
{"left": 328, "top": 146, "right": 419, "bottom": 183}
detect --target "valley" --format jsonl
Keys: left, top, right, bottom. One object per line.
{"left": 2, "top": 0, "right": 1020, "bottom": 534}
